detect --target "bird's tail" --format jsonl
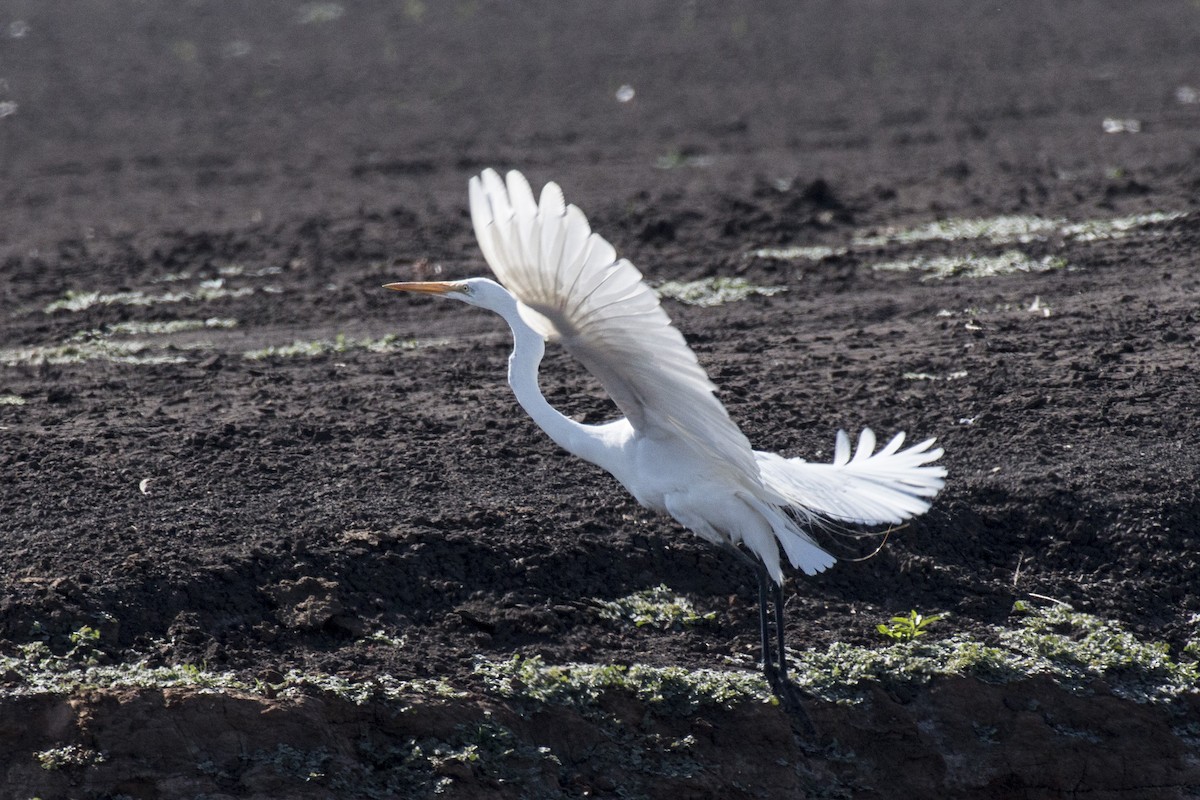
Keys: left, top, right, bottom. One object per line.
{"left": 757, "top": 429, "right": 946, "bottom": 527}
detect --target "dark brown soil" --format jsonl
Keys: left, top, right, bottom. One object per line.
{"left": 2, "top": 2, "right": 1199, "bottom": 798}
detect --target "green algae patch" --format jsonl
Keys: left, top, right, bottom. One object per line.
{"left": 655, "top": 276, "right": 786, "bottom": 307}
{"left": 594, "top": 584, "right": 718, "bottom": 630}
{"left": 3, "top": 607, "right": 1192, "bottom": 712}
{"left": 1, "top": 322, "right": 443, "bottom": 367}
{"left": 270, "top": 669, "right": 465, "bottom": 706}
{"left": 871, "top": 251, "right": 1067, "bottom": 281}
{"left": 1058, "top": 211, "right": 1185, "bottom": 242}
{"left": 903, "top": 370, "right": 968, "bottom": 382}
{"left": 0, "top": 319, "right": 237, "bottom": 366}
{"left": 242, "top": 333, "right": 449, "bottom": 360}
{"left": 789, "top": 604, "right": 1199, "bottom": 704}
{"left": 751, "top": 244, "right": 848, "bottom": 261}
{"left": 853, "top": 211, "right": 1185, "bottom": 249}
{"left": 0, "top": 640, "right": 461, "bottom": 705}
{"left": 102, "top": 318, "right": 238, "bottom": 336}
{"left": 999, "top": 602, "right": 1198, "bottom": 702}
{"left": 854, "top": 214, "right": 1063, "bottom": 248}
{"left": 753, "top": 211, "right": 1187, "bottom": 280}
{"left": 0, "top": 338, "right": 191, "bottom": 366}
{"left": 0, "top": 643, "right": 251, "bottom": 697}
{"left": 43, "top": 283, "right": 261, "bottom": 313}
{"left": 474, "top": 655, "right": 775, "bottom": 713}
{"left": 789, "top": 634, "right": 1021, "bottom": 703}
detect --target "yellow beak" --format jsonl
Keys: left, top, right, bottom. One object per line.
{"left": 383, "top": 281, "right": 462, "bottom": 295}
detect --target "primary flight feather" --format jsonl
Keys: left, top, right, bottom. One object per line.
{"left": 387, "top": 169, "right": 946, "bottom": 704}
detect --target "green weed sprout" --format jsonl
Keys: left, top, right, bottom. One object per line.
{"left": 877, "top": 610, "right": 944, "bottom": 642}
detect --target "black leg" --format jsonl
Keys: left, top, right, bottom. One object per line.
{"left": 772, "top": 579, "right": 789, "bottom": 682}
{"left": 719, "top": 544, "right": 816, "bottom": 733}
{"left": 767, "top": 580, "right": 815, "bottom": 734}
{"left": 718, "top": 543, "right": 815, "bottom": 731}
{"left": 756, "top": 564, "right": 780, "bottom": 690}
{"left": 722, "top": 543, "right": 780, "bottom": 689}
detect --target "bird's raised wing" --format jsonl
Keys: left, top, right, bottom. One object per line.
{"left": 469, "top": 168, "right": 760, "bottom": 481}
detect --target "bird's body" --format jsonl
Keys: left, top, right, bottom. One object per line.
{"left": 496, "top": 297, "right": 835, "bottom": 581}
{"left": 387, "top": 169, "right": 946, "bottom": 706}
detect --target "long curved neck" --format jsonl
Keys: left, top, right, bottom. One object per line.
{"left": 496, "top": 302, "right": 616, "bottom": 468}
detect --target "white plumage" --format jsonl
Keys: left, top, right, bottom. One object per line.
{"left": 387, "top": 168, "right": 946, "bottom": 702}
{"left": 465, "top": 169, "right": 943, "bottom": 577}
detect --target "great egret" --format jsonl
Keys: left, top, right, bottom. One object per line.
{"left": 386, "top": 169, "right": 946, "bottom": 707}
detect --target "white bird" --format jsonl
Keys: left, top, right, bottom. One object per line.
{"left": 387, "top": 169, "right": 946, "bottom": 707}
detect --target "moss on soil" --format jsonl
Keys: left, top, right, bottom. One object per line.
{"left": 2, "top": 604, "right": 1194, "bottom": 710}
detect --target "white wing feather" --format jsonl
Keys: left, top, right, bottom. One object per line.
{"left": 469, "top": 169, "right": 762, "bottom": 484}
{"left": 756, "top": 429, "right": 947, "bottom": 526}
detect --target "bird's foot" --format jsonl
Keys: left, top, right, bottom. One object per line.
{"left": 766, "top": 669, "right": 816, "bottom": 736}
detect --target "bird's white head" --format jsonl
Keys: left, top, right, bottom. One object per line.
{"left": 383, "top": 277, "right": 513, "bottom": 313}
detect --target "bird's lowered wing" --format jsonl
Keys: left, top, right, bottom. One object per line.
{"left": 469, "top": 168, "right": 760, "bottom": 482}
{"left": 756, "top": 429, "right": 947, "bottom": 526}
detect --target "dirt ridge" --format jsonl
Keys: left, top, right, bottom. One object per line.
{"left": 4, "top": 678, "right": 1197, "bottom": 800}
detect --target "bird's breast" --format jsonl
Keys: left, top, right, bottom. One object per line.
{"left": 605, "top": 436, "right": 716, "bottom": 514}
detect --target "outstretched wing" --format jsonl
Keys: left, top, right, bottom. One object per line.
{"left": 756, "top": 429, "right": 947, "bottom": 526}
{"left": 468, "top": 168, "right": 760, "bottom": 482}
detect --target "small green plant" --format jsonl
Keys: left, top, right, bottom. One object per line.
{"left": 877, "top": 610, "right": 945, "bottom": 642}
{"left": 69, "top": 626, "right": 101, "bottom": 647}
{"left": 65, "top": 624, "right": 105, "bottom": 666}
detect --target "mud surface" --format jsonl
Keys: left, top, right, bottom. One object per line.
{"left": 2, "top": 2, "right": 1200, "bottom": 797}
